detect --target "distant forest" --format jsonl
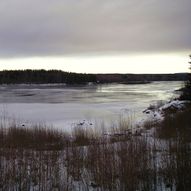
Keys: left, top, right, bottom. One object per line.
{"left": 0, "top": 70, "right": 188, "bottom": 84}
{"left": 0, "top": 70, "right": 97, "bottom": 84}
{"left": 96, "top": 73, "right": 188, "bottom": 83}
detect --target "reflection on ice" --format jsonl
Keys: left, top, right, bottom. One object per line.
{"left": 0, "top": 81, "right": 183, "bottom": 130}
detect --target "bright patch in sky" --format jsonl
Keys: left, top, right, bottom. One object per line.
{"left": 0, "top": 53, "right": 189, "bottom": 74}
{"left": 0, "top": 0, "right": 190, "bottom": 73}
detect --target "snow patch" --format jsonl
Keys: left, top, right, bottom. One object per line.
{"left": 142, "top": 100, "right": 190, "bottom": 126}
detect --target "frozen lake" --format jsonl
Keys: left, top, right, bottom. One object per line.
{"left": 0, "top": 81, "right": 183, "bottom": 130}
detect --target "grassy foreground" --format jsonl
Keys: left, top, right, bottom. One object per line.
{"left": 0, "top": 106, "right": 191, "bottom": 191}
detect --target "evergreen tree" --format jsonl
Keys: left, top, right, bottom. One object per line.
{"left": 181, "top": 55, "right": 191, "bottom": 100}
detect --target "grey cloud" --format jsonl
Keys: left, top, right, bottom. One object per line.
{"left": 0, "top": 0, "right": 190, "bottom": 57}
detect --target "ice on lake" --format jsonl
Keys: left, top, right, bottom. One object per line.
{"left": 0, "top": 81, "right": 183, "bottom": 131}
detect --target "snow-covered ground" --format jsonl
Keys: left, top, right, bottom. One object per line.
{"left": 142, "top": 99, "right": 190, "bottom": 123}
{"left": 0, "top": 81, "right": 183, "bottom": 131}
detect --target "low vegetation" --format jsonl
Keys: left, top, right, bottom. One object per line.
{"left": 0, "top": 104, "right": 191, "bottom": 190}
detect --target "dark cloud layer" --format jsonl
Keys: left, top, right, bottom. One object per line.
{"left": 0, "top": 0, "right": 190, "bottom": 57}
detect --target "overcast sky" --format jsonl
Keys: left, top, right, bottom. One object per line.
{"left": 0, "top": 0, "right": 190, "bottom": 73}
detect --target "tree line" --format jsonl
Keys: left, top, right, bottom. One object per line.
{"left": 0, "top": 70, "right": 97, "bottom": 84}
{"left": 0, "top": 69, "right": 189, "bottom": 85}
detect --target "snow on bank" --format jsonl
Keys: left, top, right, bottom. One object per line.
{"left": 158, "top": 100, "right": 188, "bottom": 111}
{"left": 76, "top": 100, "right": 191, "bottom": 137}
{"left": 140, "top": 100, "right": 190, "bottom": 126}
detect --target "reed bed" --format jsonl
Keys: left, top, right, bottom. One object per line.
{"left": 0, "top": 107, "right": 191, "bottom": 191}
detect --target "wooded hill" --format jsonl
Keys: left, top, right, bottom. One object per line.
{"left": 0, "top": 70, "right": 188, "bottom": 84}
{"left": 0, "top": 70, "right": 97, "bottom": 84}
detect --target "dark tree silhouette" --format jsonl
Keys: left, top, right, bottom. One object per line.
{"left": 181, "top": 55, "right": 191, "bottom": 100}
{"left": 0, "top": 70, "right": 97, "bottom": 84}
{"left": 0, "top": 69, "right": 187, "bottom": 84}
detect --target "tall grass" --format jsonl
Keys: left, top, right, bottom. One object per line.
{"left": 0, "top": 107, "right": 191, "bottom": 190}
{"left": 156, "top": 104, "right": 191, "bottom": 190}
{"left": 0, "top": 124, "right": 68, "bottom": 150}
{"left": 156, "top": 104, "right": 191, "bottom": 141}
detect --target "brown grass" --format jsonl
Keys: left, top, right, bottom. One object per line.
{"left": 0, "top": 124, "right": 69, "bottom": 150}
{"left": 0, "top": 107, "right": 191, "bottom": 190}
